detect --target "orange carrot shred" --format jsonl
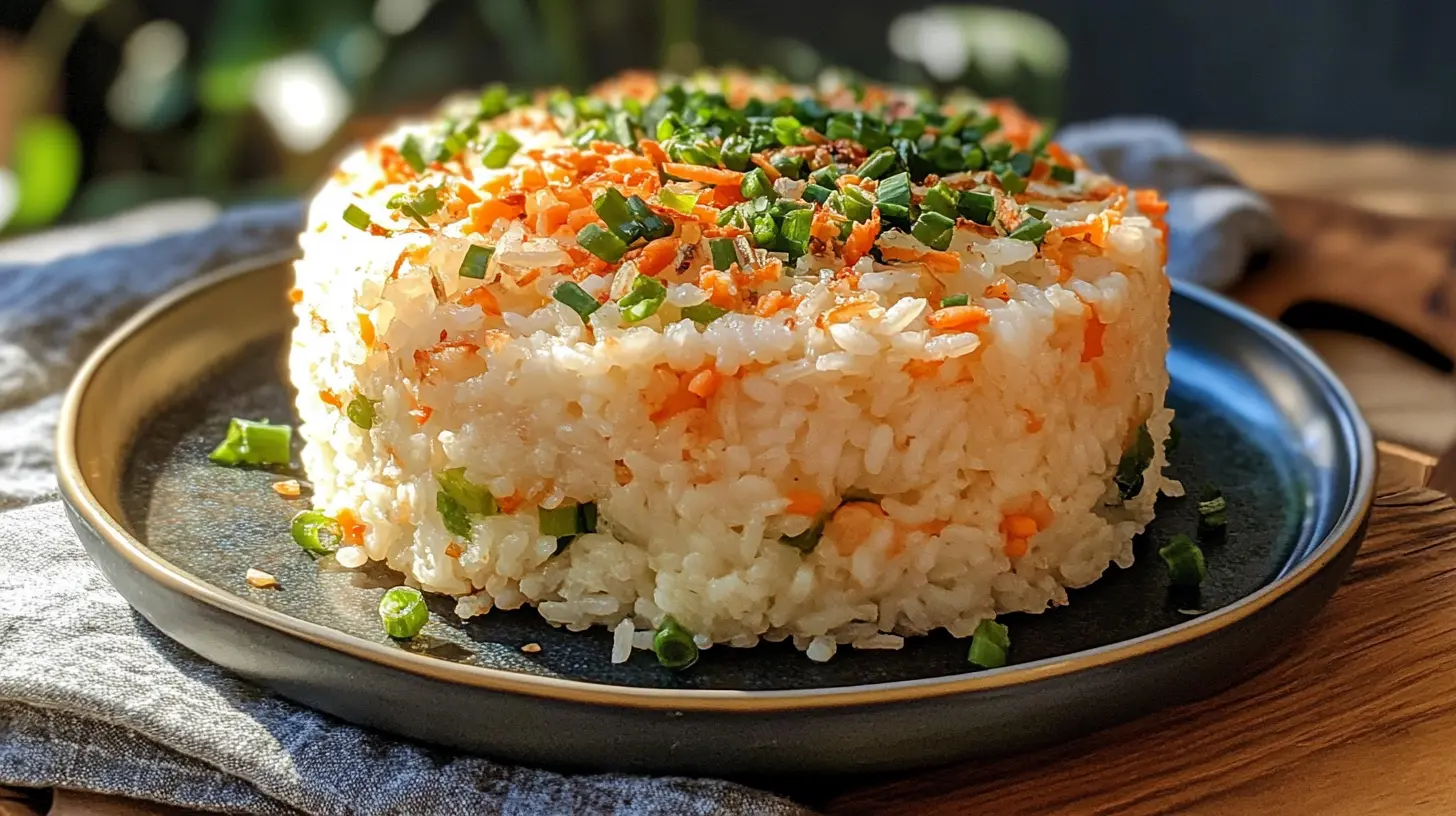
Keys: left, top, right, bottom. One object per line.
{"left": 926, "top": 305, "right": 991, "bottom": 332}
{"left": 636, "top": 237, "right": 680, "bottom": 278}
{"left": 784, "top": 490, "right": 824, "bottom": 516}
{"left": 459, "top": 285, "right": 501, "bottom": 316}
{"left": 686, "top": 368, "right": 720, "bottom": 399}
{"left": 661, "top": 163, "right": 744, "bottom": 186}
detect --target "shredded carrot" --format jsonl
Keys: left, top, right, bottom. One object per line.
{"left": 1091, "top": 359, "right": 1109, "bottom": 391}
{"left": 468, "top": 198, "right": 524, "bottom": 233}
{"left": 287, "top": 287, "right": 304, "bottom": 304}
{"left": 357, "top": 311, "right": 376, "bottom": 349}
{"left": 926, "top": 305, "right": 991, "bottom": 332}
{"left": 556, "top": 186, "right": 590, "bottom": 209}
{"left": 567, "top": 207, "right": 601, "bottom": 232}
{"left": 785, "top": 490, "right": 824, "bottom": 516}
{"left": 609, "top": 154, "right": 654, "bottom": 174}
{"left": 842, "top": 210, "right": 881, "bottom": 265}
{"left": 749, "top": 154, "right": 782, "bottom": 180}
{"left": 517, "top": 165, "right": 547, "bottom": 191}
{"left": 686, "top": 368, "right": 721, "bottom": 399}
{"left": 904, "top": 359, "right": 943, "bottom": 380}
{"left": 712, "top": 183, "right": 745, "bottom": 208}
{"left": 445, "top": 542, "right": 464, "bottom": 558}
{"left": 1135, "top": 188, "right": 1169, "bottom": 217}
{"left": 455, "top": 183, "right": 481, "bottom": 206}
{"left": 1004, "top": 537, "right": 1029, "bottom": 559}
{"left": 810, "top": 207, "right": 841, "bottom": 242}
{"left": 319, "top": 390, "right": 343, "bottom": 409}
{"left": 983, "top": 278, "right": 1012, "bottom": 301}
{"left": 829, "top": 501, "right": 888, "bottom": 556}
{"left": 1001, "top": 514, "right": 1039, "bottom": 539}
{"left": 459, "top": 285, "right": 501, "bottom": 316}
{"left": 662, "top": 163, "right": 744, "bottom": 186}
{"left": 497, "top": 492, "right": 524, "bottom": 514}
{"left": 410, "top": 405, "right": 433, "bottom": 426}
{"left": 754, "top": 289, "right": 791, "bottom": 317}
{"left": 638, "top": 139, "right": 669, "bottom": 166}
{"left": 636, "top": 237, "right": 680, "bottom": 278}
{"left": 335, "top": 508, "right": 366, "bottom": 546}
{"left": 1021, "top": 408, "right": 1044, "bottom": 433}
{"left": 376, "top": 145, "right": 415, "bottom": 184}
{"left": 1081, "top": 303, "right": 1105, "bottom": 362}
{"left": 1047, "top": 142, "right": 1074, "bottom": 168}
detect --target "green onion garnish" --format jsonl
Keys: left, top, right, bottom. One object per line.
{"left": 290, "top": 510, "right": 342, "bottom": 555}
{"left": 1198, "top": 489, "right": 1228, "bottom": 531}
{"left": 801, "top": 183, "right": 832, "bottom": 204}
{"left": 1025, "top": 206, "right": 1047, "bottom": 220}
{"left": 388, "top": 187, "right": 441, "bottom": 228}
{"left": 618, "top": 274, "right": 668, "bottom": 323}
{"left": 708, "top": 237, "right": 738, "bottom": 270}
{"left": 780, "top": 519, "right": 824, "bottom": 552}
{"left": 578, "top": 501, "right": 598, "bottom": 534}
{"left": 437, "top": 491, "right": 473, "bottom": 539}
{"left": 459, "top": 244, "right": 494, "bottom": 279}
{"left": 539, "top": 503, "right": 582, "bottom": 537}
{"left": 957, "top": 190, "right": 996, "bottom": 225}
{"left": 961, "top": 145, "right": 986, "bottom": 171}
{"left": 941, "top": 293, "right": 970, "bottom": 308}
{"left": 741, "top": 168, "right": 774, "bottom": 200}
{"left": 681, "top": 302, "right": 728, "bottom": 325}
{"left": 657, "top": 188, "right": 699, "bottom": 215}
{"left": 1159, "top": 534, "right": 1206, "bottom": 587}
{"left": 996, "top": 168, "right": 1028, "bottom": 195}
{"left": 780, "top": 208, "right": 813, "bottom": 258}
{"left": 719, "top": 134, "right": 752, "bottom": 171}
{"left": 968, "top": 619, "right": 1010, "bottom": 669}
{"left": 1051, "top": 164, "right": 1076, "bottom": 184}
{"left": 479, "top": 131, "right": 521, "bottom": 169}
{"left": 592, "top": 188, "right": 635, "bottom": 232}
{"left": 1009, "top": 152, "right": 1035, "bottom": 176}
{"left": 209, "top": 418, "right": 292, "bottom": 467}
{"left": 770, "top": 153, "right": 805, "bottom": 179}
{"left": 439, "top": 467, "right": 498, "bottom": 516}
{"left": 911, "top": 211, "right": 956, "bottom": 251}
{"left": 985, "top": 141, "right": 1012, "bottom": 162}
{"left": 771, "top": 115, "right": 804, "bottom": 146}
{"left": 874, "top": 172, "right": 911, "bottom": 220}
{"left": 855, "top": 147, "right": 897, "bottom": 179}
{"left": 346, "top": 393, "right": 377, "bottom": 430}
{"left": 838, "top": 186, "right": 874, "bottom": 223}
{"left": 576, "top": 224, "right": 628, "bottom": 263}
{"left": 1007, "top": 217, "right": 1051, "bottom": 245}
{"left": 553, "top": 281, "right": 601, "bottom": 320}
{"left": 379, "top": 586, "right": 429, "bottom": 639}
{"left": 653, "top": 615, "right": 699, "bottom": 670}
{"left": 399, "top": 135, "right": 428, "bottom": 173}
{"left": 1116, "top": 424, "right": 1154, "bottom": 500}
{"left": 626, "top": 195, "right": 672, "bottom": 240}
{"left": 751, "top": 213, "right": 779, "bottom": 249}
{"left": 342, "top": 204, "right": 373, "bottom": 232}
{"left": 921, "top": 182, "right": 958, "bottom": 220}
{"left": 809, "top": 164, "right": 841, "bottom": 187}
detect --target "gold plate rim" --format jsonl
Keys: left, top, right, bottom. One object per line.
{"left": 55, "top": 254, "right": 1377, "bottom": 713}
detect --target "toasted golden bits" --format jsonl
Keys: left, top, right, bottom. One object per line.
{"left": 272, "top": 479, "right": 303, "bottom": 498}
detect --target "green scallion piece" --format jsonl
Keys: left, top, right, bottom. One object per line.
{"left": 209, "top": 418, "right": 292, "bottom": 467}
{"left": 479, "top": 131, "right": 521, "bottom": 169}
{"left": 741, "top": 167, "right": 774, "bottom": 200}
{"left": 921, "top": 182, "right": 959, "bottom": 219}
{"left": 437, "top": 490, "right": 473, "bottom": 539}
{"left": 968, "top": 619, "right": 1010, "bottom": 669}
{"left": 387, "top": 187, "right": 442, "bottom": 228}
{"left": 626, "top": 195, "right": 672, "bottom": 240}
{"left": 290, "top": 510, "right": 342, "bottom": 556}
{"left": 720, "top": 134, "right": 752, "bottom": 171}
{"left": 874, "top": 172, "right": 911, "bottom": 220}
{"left": 941, "top": 293, "right": 970, "bottom": 308}
{"left": 618, "top": 274, "right": 668, "bottom": 323}
{"left": 553, "top": 281, "right": 601, "bottom": 320}
{"left": 459, "top": 244, "right": 494, "bottom": 279}
{"left": 985, "top": 140, "right": 1012, "bottom": 162}
{"left": 1051, "top": 164, "right": 1076, "bottom": 184}
{"left": 780, "top": 208, "right": 813, "bottom": 258}
{"left": 1009, "top": 152, "right": 1036, "bottom": 176}
{"left": 780, "top": 519, "right": 824, "bottom": 552}
{"left": 578, "top": 501, "right": 598, "bottom": 534}
{"left": 1025, "top": 206, "right": 1047, "bottom": 220}
{"left": 1198, "top": 489, "right": 1228, "bottom": 531}
{"left": 708, "top": 237, "right": 738, "bottom": 270}
{"left": 652, "top": 615, "right": 699, "bottom": 670}
{"left": 681, "top": 302, "right": 728, "bottom": 325}
{"left": 379, "top": 586, "right": 429, "bottom": 639}
{"left": 801, "top": 183, "right": 832, "bottom": 204}
{"left": 657, "top": 188, "right": 699, "bottom": 215}
{"left": 576, "top": 224, "right": 628, "bottom": 263}
{"left": 771, "top": 154, "right": 805, "bottom": 179}
{"left": 342, "top": 204, "right": 373, "bottom": 232}
{"left": 911, "top": 211, "right": 957, "bottom": 251}
{"left": 1116, "top": 424, "right": 1154, "bottom": 500}
{"left": 771, "top": 115, "right": 804, "bottom": 146}
{"left": 438, "top": 467, "right": 497, "bottom": 516}
{"left": 809, "top": 164, "right": 841, "bottom": 187}
{"left": 1159, "top": 534, "right": 1207, "bottom": 588}
{"left": 399, "top": 135, "right": 428, "bottom": 173}
{"left": 855, "top": 147, "right": 897, "bottom": 179}
{"left": 996, "top": 168, "right": 1028, "bottom": 195}
{"left": 1007, "top": 217, "right": 1051, "bottom": 245}
{"left": 838, "top": 186, "right": 874, "bottom": 223}
{"left": 539, "top": 503, "right": 582, "bottom": 537}
{"left": 346, "top": 393, "right": 377, "bottom": 430}
{"left": 957, "top": 190, "right": 996, "bottom": 225}
{"left": 592, "top": 188, "right": 635, "bottom": 232}
{"left": 751, "top": 213, "right": 779, "bottom": 248}
{"left": 961, "top": 145, "right": 986, "bottom": 171}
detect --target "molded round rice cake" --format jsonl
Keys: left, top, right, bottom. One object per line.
{"left": 289, "top": 70, "right": 1176, "bottom": 662}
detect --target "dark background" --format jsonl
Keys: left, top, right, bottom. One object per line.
{"left": 1, "top": 0, "right": 1452, "bottom": 234}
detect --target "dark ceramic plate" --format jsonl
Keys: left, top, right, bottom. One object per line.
{"left": 58, "top": 253, "right": 1374, "bottom": 775}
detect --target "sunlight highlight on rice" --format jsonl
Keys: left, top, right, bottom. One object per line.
{"left": 289, "top": 70, "right": 1176, "bottom": 662}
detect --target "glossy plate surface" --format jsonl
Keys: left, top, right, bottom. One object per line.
{"left": 57, "top": 254, "right": 1374, "bottom": 774}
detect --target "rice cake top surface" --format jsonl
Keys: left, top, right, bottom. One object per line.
{"left": 307, "top": 70, "right": 1167, "bottom": 328}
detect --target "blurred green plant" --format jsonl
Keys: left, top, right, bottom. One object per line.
{"left": 0, "top": 0, "right": 1066, "bottom": 235}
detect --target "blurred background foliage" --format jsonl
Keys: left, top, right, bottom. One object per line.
{"left": 5, "top": 0, "right": 1456, "bottom": 236}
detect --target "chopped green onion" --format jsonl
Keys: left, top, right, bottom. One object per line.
{"left": 780, "top": 519, "right": 823, "bottom": 552}
{"left": 459, "top": 245, "right": 494, "bottom": 279}
{"left": 578, "top": 501, "right": 598, "bottom": 534}
{"left": 438, "top": 468, "right": 497, "bottom": 516}
{"left": 342, "top": 204, "right": 373, "bottom": 232}
{"left": 771, "top": 115, "right": 804, "bottom": 146}
{"left": 961, "top": 145, "right": 986, "bottom": 171}
{"left": 708, "top": 237, "right": 738, "bottom": 270}
{"left": 1116, "top": 423, "right": 1154, "bottom": 500}
{"left": 346, "top": 393, "right": 377, "bottom": 430}
{"left": 921, "top": 182, "right": 958, "bottom": 219}
{"left": 592, "top": 188, "right": 635, "bottom": 232}
{"left": 437, "top": 491, "right": 473, "bottom": 538}
{"left": 479, "top": 131, "right": 521, "bottom": 169}
{"left": 387, "top": 187, "right": 442, "bottom": 228}
{"left": 652, "top": 616, "right": 699, "bottom": 670}
{"left": 888, "top": 115, "right": 926, "bottom": 140}
{"left": 681, "top": 302, "right": 728, "bottom": 325}
{"left": 996, "top": 168, "right": 1028, "bottom": 195}
{"left": 553, "top": 281, "right": 602, "bottom": 320}
{"left": 968, "top": 619, "right": 1010, "bottom": 669}
{"left": 720, "top": 134, "right": 752, "bottom": 171}
{"left": 985, "top": 141, "right": 1012, "bottom": 162}
{"left": 539, "top": 503, "right": 582, "bottom": 537}
{"left": 1198, "top": 489, "right": 1228, "bottom": 531}
{"left": 576, "top": 224, "right": 628, "bottom": 262}
{"left": 911, "top": 211, "right": 956, "bottom": 251}
{"left": 1051, "top": 164, "right": 1076, "bottom": 184}
{"left": 379, "top": 586, "right": 429, "bottom": 639}
{"left": 770, "top": 153, "right": 805, "bottom": 179}
{"left": 802, "top": 183, "right": 832, "bottom": 204}
{"left": 741, "top": 167, "right": 774, "bottom": 200}
{"left": 1007, "top": 217, "right": 1051, "bottom": 245}
{"left": 874, "top": 172, "right": 911, "bottom": 220}
{"left": 838, "top": 186, "right": 874, "bottom": 223}
{"left": 657, "top": 188, "right": 699, "bottom": 215}
{"left": 941, "top": 293, "right": 970, "bottom": 308}
{"left": 1025, "top": 206, "right": 1047, "bottom": 220}
{"left": 957, "top": 190, "right": 996, "bottom": 225}
{"left": 626, "top": 195, "right": 672, "bottom": 240}
{"left": 290, "top": 510, "right": 341, "bottom": 556}
{"left": 618, "top": 274, "right": 668, "bottom": 323}
{"left": 1009, "top": 152, "right": 1035, "bottom": 176}
{"left": 1159, "top": 534, "right": 1207, "bottom": 588}
{"left": 824, "top": 115, "right": 857, "bottom": 141}
{"left": 750, "top": 213, "right": 779, "bottom": 248}
{"left": 809, "top": 164, "right": 841, "bottom": 187}
{"left": 855, "top": 147, "right": 897, "bottom": 179}
{"left": 399, "top": 135, "right": 428, "bottom": 173}
{"left": 780, "top": 208, "right": 813, "bottom": 258}
{"left": 209, "top": 418, "right": 292, "bottom": 466}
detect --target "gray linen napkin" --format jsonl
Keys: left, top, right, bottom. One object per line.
{"left": 0, "top": 123, "right": 1277, "bottom": 815}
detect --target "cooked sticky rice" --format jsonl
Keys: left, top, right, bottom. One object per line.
{"left": 290, "top": 70, "right": 1176, "bottom": 662}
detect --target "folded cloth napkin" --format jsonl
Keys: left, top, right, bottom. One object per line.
{"left": 0, "top": 121, "right": 1277, "bottom": 815}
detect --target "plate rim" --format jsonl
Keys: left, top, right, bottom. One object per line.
{"left": 56, "top": 252, "right": 1376, "bottom": 713}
